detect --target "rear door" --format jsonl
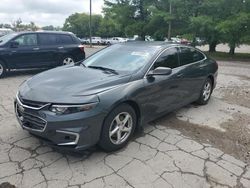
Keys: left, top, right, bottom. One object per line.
{"left": 57, "top": 34, "right": 78, "bottom": 63}
{"left": 37, "top": 33, "right": 60, "bottom": 67}
{"left": 8, "top": 33, "right": 41, "bottom": 68}
{"left": 177, "top": 47, "right": 207, "bottom": 104}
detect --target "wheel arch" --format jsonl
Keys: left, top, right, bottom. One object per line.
{"left": 207, "top": 74, "right": 214, "bottom": 88}
{"left": 104, "top": 99, "right": 142, "bottom": 130}
{"left": 0, "top": 57, "right": 8, "bottom": 69}
{"left": 123, "top": 100, "right": 142, "bottom": 128}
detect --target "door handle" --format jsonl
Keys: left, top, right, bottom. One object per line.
{"left": 199, "top": 66, "right": 206, "bottom": 69}
{"left": 33, "top": 47, "right": 40, "bottom": 50}
{"left": 177, "top": 73, "right": 183, "bottom": 78}
{"left": 58, "top": 46, "right": 64, "bottom": 49}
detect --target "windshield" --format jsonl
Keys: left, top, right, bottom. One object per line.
{"left": 0, "top": 33, "right": 18, "bottom": 44}
{"left": 83, "top": 44, "right": 158, "bottom": 73}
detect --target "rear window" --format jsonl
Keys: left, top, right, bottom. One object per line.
{"left": 179, "top": 47, "right": 205, "bottom": 66}
{"left": 58, "top": 34, "right": 74, "bottom": 44}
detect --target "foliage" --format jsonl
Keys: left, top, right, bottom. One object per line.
{"left": 1, "top": 0, "right": 249, "bottom": 55}
{"left": 9, "top": 19, "right": 39, "bottom": 31}
{"left": 61, "top": 0, "right": 249, "bottom": 54}
{"left": 62, "top": 13, "right": 102, "bottom": 38}
{"left": 42, "top": 25, "right": 62, "bottom": 31}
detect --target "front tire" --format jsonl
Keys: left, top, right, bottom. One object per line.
{"left": 0, "top": 61, "right": 7, "bottom": 79}
{"left": 196, "top": 78, "right": 213, "bottom": 105}
{"left": 98, "top": 104, "right": 137, "bottom": 152}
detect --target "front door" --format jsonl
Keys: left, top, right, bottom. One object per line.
{"left": 142, "top": 47, "right": 184, "bottom": 121}
{"left": 8, "top": 33, "right": 41, "bottom": 68}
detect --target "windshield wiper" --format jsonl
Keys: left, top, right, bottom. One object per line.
{"left": 88, "top": 66, "right": 118, "bottom": 75}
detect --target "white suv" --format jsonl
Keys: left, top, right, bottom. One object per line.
{"left": 89, "top": 37, "right": 102, "bottom": 45}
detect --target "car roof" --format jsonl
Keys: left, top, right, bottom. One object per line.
{"left": 120, "top": 41, "right": 188, "bottom": 50}
{"left": 15, "top": 31, "right": 74, "bottom": 35}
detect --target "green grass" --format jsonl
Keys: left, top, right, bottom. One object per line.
{"left": 204, "top": 51, "right": 250, "bottom": 62}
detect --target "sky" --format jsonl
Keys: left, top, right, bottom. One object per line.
{"left": 0, "top": 0, "right": 104, "bottom": 27}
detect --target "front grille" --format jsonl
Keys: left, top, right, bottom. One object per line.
{"left": 16, "top": 104, "right": 47, "bottom": 131}
{"left": 18, "top": 94, "right": 48, "bottom": 109}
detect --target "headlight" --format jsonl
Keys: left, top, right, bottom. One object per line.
{"left": 49, "top": 102, "right": 98, "bottom": 115}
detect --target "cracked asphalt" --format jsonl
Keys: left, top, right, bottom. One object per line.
{"left": 0, "top": 47, "right": 250, "bottom": 188}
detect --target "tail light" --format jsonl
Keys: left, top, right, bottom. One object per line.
{"left": 78, "top": 45, "right": 85, "bottom": 53}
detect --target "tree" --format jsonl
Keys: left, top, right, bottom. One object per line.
{"left": 190, "top": 15, "right": 220, "bottom": 52}
{"left": 61, "top": 0, "right": 250, "bottom": 55}
{"left": 98, "top": 18, "right": 122, "bottom": 37}
{"left": 0, "top": 23, "right": 11, "bottom": 28}
{"left": 10, "top": 19, "right": 39, "bottom": 31}
{"left": 145, "top": 1, "right": 173, "bottom": 40}
{"left": 217, "top": 0, "right": 250, "bottom": 54}
{"left": 103, "top": 0, "right": 153, "bottom": 38}
{"left": 12, "top": 18, "right": 22, "bottom": 31}
{"left": 42, "top": 25, "right": 62, "bottom": 31}
{"left": 63, "top": 13, "right": 102, "bottom": 38}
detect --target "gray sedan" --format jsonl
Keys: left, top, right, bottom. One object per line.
{"left": 15, "top": 42, "right": 218, "bottom": 151}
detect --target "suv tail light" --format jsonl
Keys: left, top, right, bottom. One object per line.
{"left": 78, "top": 45, "right": 85, "bottom": 53}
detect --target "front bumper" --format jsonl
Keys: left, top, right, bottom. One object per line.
{"left": 14, "top": 96, "right": 106, "bottom": 151}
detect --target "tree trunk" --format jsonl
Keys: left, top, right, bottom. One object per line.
{"left": 229, "top": 47, "right": 235, "bottom": 55}
{"left": 209, "top": 42, "right": 217, "bottom": 52}
{"left": 141, "top": 34, "right": 146, "bottom": 41}
{"left": 229, "top": 44, "right": 235, "bottom": 55}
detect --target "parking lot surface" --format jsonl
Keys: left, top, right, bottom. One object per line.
{"left": 197, "top": 44, "right": 250, "bottom": 54}
{"left": 0, "top": 47, "right": 250, "bottom": 188}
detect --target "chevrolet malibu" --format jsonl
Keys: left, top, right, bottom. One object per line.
{"left": 15, "top": 42, "right": 218, "bottom": 151}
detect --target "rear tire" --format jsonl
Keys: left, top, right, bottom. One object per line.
{"left": 98, "top": 104, "right": 137, "bottom": 152}
{"left": 0, "top": 61, "right": 7, "bottom": 79}
{"left": 62, "top": 56, "right": 75, "bottom": 65}
{"left": 196, "top": 78, "right": 213, "bottom": 105}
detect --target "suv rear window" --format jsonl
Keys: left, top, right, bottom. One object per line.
{"left": 58, "top": 34, "right": 74, "bottom": 44}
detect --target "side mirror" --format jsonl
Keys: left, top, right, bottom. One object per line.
{"left": 10, "top": 41, "right": 19, "bottom": 48}
{"left": 147, "top": 67, "right": 172, "bottom": 76}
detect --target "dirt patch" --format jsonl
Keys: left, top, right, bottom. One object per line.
{"left": 152, "top": 113, "right": 250, "bottom": 164}
{"left": 219, "top": 87, "right": 250, "bottom": 108}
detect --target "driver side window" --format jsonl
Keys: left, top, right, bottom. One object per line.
{"left": 153, "top": 47, "right": 179, "bottom": 69}
{"left": 14, "top": 34, "right": 38, "bottom": 46}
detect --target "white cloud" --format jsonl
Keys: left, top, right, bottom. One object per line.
{"left": 0, "top": 0, "right": 104, "bottom": 27}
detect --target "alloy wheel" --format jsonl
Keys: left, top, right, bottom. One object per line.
{"left": 203, "top": 81, "right": 212, "bottom": 101}
{"left": 0, "top": 64, "right": 3, "bottom": 76}
{"left": 63, "top": 57, "right": 74, "bottom": 65}
{"left": 109, "top": 112, "right": 133, "bottom": 145}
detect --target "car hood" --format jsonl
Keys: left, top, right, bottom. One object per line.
{"left": 19, "top": 65, "right": 132, "bottom": 103}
